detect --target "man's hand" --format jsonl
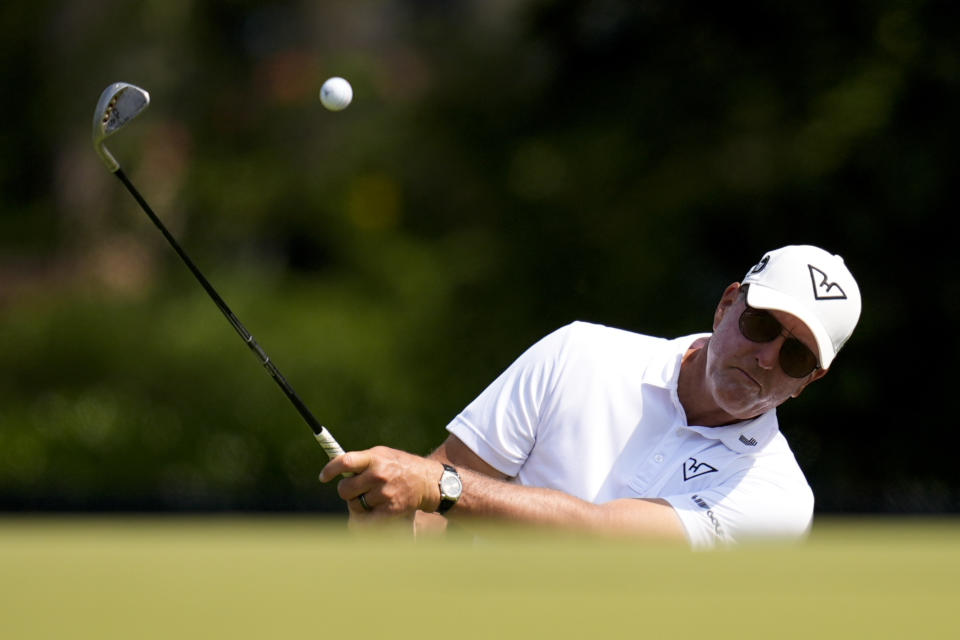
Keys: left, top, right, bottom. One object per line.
{"left": 319, "top": 436, "right": 686, "bottom": 543}
{"left": 319, "top": 446, "right": 444, "bottom": 520}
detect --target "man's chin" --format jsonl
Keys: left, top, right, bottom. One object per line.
{"left": 713, "top": 381, "right": 767, "bottom": 420}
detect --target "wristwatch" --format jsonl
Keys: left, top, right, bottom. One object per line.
{"left": 436, "top": 464, "right": 462, "bottom": 514}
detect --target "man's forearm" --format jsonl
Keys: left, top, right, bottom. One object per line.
{"left": 321, "top": 439, "right": 685, "bottom": 541}
{"left": 428, "top": 437, "right": 685, "bottom": 539}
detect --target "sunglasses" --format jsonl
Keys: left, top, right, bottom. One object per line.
{"left": 738, "top": 306, "right": 820, "bottom": 378}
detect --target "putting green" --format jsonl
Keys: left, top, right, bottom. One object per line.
{"left": 1, "top": 516, "right": 956, "bottom": 638}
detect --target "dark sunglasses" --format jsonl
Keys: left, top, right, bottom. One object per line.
{"left": 738, "top": 306, "right": 820, "bottom": 378}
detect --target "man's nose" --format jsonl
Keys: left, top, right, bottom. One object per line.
{"left": 755, "top": 336, "right": 784, "bottom": 370}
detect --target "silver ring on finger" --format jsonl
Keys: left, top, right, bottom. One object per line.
{"left": 358, "top": 493, "right": 372, "bottom": 512}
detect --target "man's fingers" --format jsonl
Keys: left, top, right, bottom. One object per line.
{"left": 336, "top": 473, "right": 377, "bottom": 502}
{"left": 319, "top": 450, "right": 372, "bottom": 483}
{"left": 347, "top": 494, "right": 373, "bottom": 516}
{"left": 320, "top": 446, "right": 433, "bottom": 523}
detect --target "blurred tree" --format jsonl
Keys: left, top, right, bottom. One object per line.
{"left": 1, "top": 0, "right": 958, "bottom": 513}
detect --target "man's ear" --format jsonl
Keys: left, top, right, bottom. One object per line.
{"left": 791, "top": 367, "right": 829, "bottom": 398}
{"left": 714, "top": 282, "right": 742, "bottom": 330}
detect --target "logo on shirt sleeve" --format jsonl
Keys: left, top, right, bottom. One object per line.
{"left": 683, "top": 458, "right": 718, "bottom": 481}
{"left": 690, "top": 494, "right": 725, "bottom": 540}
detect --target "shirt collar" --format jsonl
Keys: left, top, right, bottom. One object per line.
{"left": 641, "top": 333, "right": 709, "bottom": 390}
{"left": 684, "top": 410, "right": 779, "bottom": 453}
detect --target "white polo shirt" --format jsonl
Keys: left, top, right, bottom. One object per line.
{"left": 446, "top": 321, "right": 814, "bottom": 548}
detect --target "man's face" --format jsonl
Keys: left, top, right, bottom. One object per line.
{"left": 704, "top": 283, "right": 827, "bottom": 420}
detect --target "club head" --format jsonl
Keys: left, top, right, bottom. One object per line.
{"left": 92, "top": 82, "right": 150, "bottom": 172}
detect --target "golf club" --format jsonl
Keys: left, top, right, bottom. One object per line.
{"left": 92, "top": 81, "right": 348, "bottom": 463}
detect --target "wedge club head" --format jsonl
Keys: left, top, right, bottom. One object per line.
{"left": 92, "top": 82, "right": 150, "bottom": 173}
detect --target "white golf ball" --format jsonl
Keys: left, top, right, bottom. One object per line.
{"left": 320, "top": 77, "right": 353, "bottom": 111}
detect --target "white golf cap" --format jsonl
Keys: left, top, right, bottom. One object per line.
{"left": 741, "top": 245, "right": 861, "bottom": 369}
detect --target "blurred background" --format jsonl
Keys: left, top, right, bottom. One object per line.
{"left": 1, "top": 0, "right": 957, "bottom": 515}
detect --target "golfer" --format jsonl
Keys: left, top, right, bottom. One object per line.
{"left": 321, "top": 245, "right": 861, "bottom": 548}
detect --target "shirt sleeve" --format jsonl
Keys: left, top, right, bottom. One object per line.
{"left": 663, "top": 462, "right": 815, "bottom": 549}
{"left": 446, "top": 325, "right": 571, "bottom": 477}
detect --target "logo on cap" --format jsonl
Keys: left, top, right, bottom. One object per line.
{"left": 749, "top": 255, "right": 770, "bottom": 275}
{"left": 808, "top": 265, "right": 848, "bottom": 301}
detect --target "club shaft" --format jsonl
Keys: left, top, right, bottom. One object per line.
{"left": 113, "top": 168, "right": 346, "bottom": 461}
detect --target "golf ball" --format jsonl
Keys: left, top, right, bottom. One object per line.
{"left": 320, "top": 77, "right": 353, "bottom": 111}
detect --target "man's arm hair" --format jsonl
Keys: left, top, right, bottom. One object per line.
{"left": 427, "top": 435, "right": 686, "bottom": 540}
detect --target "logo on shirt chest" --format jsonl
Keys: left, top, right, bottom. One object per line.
{"left": 683, "top": 457, "right": 718, "bottom": 481}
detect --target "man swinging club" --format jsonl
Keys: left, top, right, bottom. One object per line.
{"left": 320, "top": 245, "right": 861, "bottom": 548}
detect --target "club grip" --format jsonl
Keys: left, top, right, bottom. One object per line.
{"left": 314, "top": 429, "right": 345, "bottom": 459}
{"left": 314, "top": 429, "right": 354, "bottom": 477}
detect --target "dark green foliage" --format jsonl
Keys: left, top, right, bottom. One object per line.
{"left": 1, "top": 0, "right": 957, "bottom": 512}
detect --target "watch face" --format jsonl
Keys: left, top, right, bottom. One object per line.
{"left": 440, "top": 472, "right": 462, "bottom": 499}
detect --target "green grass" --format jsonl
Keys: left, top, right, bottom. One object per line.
{"left": 1, "top": 516, "right": 957, "bottom": 639}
